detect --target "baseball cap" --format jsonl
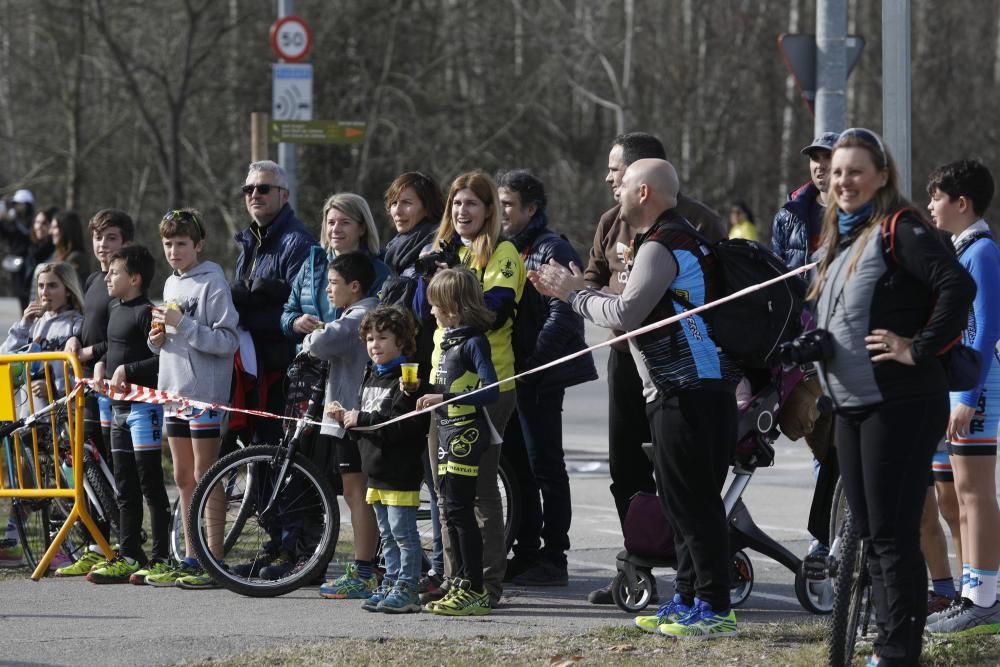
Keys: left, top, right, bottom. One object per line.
{"left": 12, "top": 189, "right": 34, "bottom": 205}
{"left": 801, "top": 132, "right": 840, "bottom": 157}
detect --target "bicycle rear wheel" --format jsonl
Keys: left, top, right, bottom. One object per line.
{"left": 188, "top": 445, "right": 339, "bottom": 597}
{"left": 827, "top": 506, "right": 872, "bottom": 667}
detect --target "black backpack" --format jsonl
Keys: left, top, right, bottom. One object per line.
{"left": 662, "top": 222, "right": 806, "bottom": 369}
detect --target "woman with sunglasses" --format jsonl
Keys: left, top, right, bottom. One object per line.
{"left": 33, "top": 210, "right": 89, "bottom": 292}
{"left": 414, "top": 170, "right": 526, "bottom": 607}
{"left": 810, "top": 128, "right": 975, "bottom": 665}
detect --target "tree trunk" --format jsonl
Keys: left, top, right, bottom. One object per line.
{"left": 777, "top": 0, "right": 802, "bottom": 205}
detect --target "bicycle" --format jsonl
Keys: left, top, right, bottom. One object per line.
{"left": 826, "top": 477, "right": 875, "bottom": 667}
{"left": 187, "top": 358, "right": 339, "bottom": 597}
{"left": 1, "top": 387, "right": 98, "bottom": 569}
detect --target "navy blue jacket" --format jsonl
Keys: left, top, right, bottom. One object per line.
{"left": 772, "top": 182, "right": 824, "bottom": 270}
{"left": 509, "top": 213, "right": 597, "bottom": 393}
{"left": 232, "top": 204, "right": 317, "bottom": 367}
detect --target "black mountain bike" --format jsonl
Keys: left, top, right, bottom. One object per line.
{"left": 187, "top": 358, "right": 339, "bottom": 597}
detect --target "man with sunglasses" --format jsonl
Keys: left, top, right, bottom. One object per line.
{"left": 232, "top": 160, "right": 318, "bottom": 444}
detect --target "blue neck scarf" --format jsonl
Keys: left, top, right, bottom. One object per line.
{"left": 837, "top": 201, "right": 875, "bottom": 236}
{"left": 376, "top": 355, "right": 405, "bottom": 375}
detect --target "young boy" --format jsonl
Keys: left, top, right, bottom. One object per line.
{"left": 86, "top": 246, "right": 168, "bottom": 583}
{"left": 925, "top": 160, "right": 1000, "bottom": 634}
{"left": 332, "top": 306, "right": 429, "bottom": 613}
{"left": 303, "top": 253, "right": 380, "bottom": 598}
{"left": 55, "top": 209, "right": 134, "bottom": 577}
{"left": 144, "top": 209, "right": 239, "bottom": 589}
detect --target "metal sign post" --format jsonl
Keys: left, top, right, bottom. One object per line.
{"left": 883, "top": 0, "right": 912, "bottom": 197}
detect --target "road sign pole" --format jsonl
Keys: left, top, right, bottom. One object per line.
{"left": 883, "top": 0, "right": 911, "bottom": 197}
{"left": 277, "top": 0, "right": 296, "bottom": 211}
{"left": 816, "top": 0, "right": 848, "bottom": 135}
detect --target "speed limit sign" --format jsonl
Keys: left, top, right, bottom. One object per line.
{"left": 270, "top": 16, "right": 312, "bottom": 62}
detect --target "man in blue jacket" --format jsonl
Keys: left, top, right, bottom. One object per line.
{"left": 771, "top": 132, "right": 838, "bottom": 270}
{"left": 497, "top": 169, "right": 597, "bottom": 587}
{"left": 232, "top": 160, "right": 317, "bottom": 443}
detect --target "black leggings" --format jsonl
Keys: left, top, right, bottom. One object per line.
{"left": 836, "top": 394, "right": 948, "bottom": 666}
{"left": 440, "top": 473, "right": 483, "bottom": 592}
{"left": 112, "top": 450, "right": 170, "bottom": 563}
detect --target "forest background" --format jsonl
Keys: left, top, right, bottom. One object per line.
{"left": 2, "top": 0, "right": 999, "bottom": 294}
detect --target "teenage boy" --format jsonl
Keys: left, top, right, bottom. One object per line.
{"left": 86, "top": 246, "right": 169, "bottom": 583}
{"left": 56, "top": 209, "right": 134, "bottom": 577}
{"left": 304, "top": 253, "right": 380, "bottom": 598}
{"left": 144, "top": 210, "right": 239, "bottom": 589}
{"left": 925, "top": 160, "right": 1000, "bottom": 635}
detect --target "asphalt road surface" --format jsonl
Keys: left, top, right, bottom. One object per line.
{"left": 2, "top": 299, "right": 832, "bottom": 666}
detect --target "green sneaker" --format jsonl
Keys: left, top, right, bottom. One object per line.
{"left": 130, "top": 559, "right": 175, "bottom": 586}
{"left": 426, "top": 578, "right": 491, "bottom": 616}
{"left": 86, "top": 556, "right": 141, "bottom": 584}
{"left": 635, "top": 595, "right": 692, "bottom": 633}
{"left": 0, "top": 538, "right": 25, "bottom": 567}
{"left": 175, "top": 566, "right": 219, "bottom": 590}
{"left": 54, "top": 548, "right": 106, "bottom": 577}
{"left": 319, "top": 563, "right": 378, "bottom": 599}
{"left": 658, "top": 600, "right": 737, "bottom": 640}
{"left": 146, "top": 561, "right": 199, "bottom": 587}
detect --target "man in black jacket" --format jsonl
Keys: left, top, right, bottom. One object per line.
{"left": 497, "top": 169, "right": 597, "bottom": 586}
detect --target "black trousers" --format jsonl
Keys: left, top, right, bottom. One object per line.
{"left": 607, "top": 347, "right": 656, "bottom": 527}
{"left": 441, "top": 474, "right": 483, "bottom": 592}
{"left": 647, "top": 388, "right": 736, "bottom": 611}
{"left": 505, "top": 384, "right": 571, "bottom": 566}
{"left": 836, "top": 394, "right": 948, "bottom": 666}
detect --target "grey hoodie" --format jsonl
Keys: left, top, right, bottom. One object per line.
{"left": 2, "top": 308, "right": 84, "bottom": 395}
{"left": 302, "top": 296, "right": 379, "bottom": 437}
{"left": 152, "top": 261, "right": 239, "bottom": 406}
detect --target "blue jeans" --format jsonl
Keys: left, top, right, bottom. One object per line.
{"left": 373, "top": 502, "right": 420, "bottom": 587}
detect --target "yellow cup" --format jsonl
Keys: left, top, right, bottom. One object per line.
{"left": 401, "top": 363, "right": 419, "bottom": 391}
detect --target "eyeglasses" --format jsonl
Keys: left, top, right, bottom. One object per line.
{"left": 242, "top": 183, "right": 284, "bottom": 196}
{"left": 163, "top": 209, "right": 205, "bottom": 239}
{"left": 837, "top": 127, "right": 887, "bottom": 164}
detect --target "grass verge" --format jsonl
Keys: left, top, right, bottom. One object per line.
{"left": 179, "top": 622, "right": 1000, "bottom": 667}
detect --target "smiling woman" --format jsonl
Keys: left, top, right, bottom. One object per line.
{"left": 280, "top": 193, "right": 391, "bottom": 343}
{"left": 809, "top": 128, "right": 977, "bottom": 665}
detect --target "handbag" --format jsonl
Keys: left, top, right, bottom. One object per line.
{"left": 941, "top": 344, "right": 982, "bottom": 392}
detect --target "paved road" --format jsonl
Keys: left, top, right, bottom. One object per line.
{"left": 1, "top": 299, "right": 827, "bottom": 666}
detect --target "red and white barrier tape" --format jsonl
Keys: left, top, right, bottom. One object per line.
{"left": 78, "top": 261, "right": 815, "bottom": 432}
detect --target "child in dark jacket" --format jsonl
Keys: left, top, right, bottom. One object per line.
{"left": 330, "top": 305, "right": 429, "bottom": 613}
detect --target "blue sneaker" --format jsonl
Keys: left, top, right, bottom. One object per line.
{"left": 377, "top": 582, "right": 421, "bottom": 614}
{"left": 635, "top": 594, "right": 692, "bottom": 633}
{"left": 362, "top": 579, "right": 395, "bottom": 612}
{"left": 658, "top": 599, "right": 738, "bottom": 639}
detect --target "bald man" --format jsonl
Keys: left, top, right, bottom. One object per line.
{"left": 532, "top": 159, "right": 742, "bottom": 639}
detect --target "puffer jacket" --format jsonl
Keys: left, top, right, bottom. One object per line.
{"left": 232, "top": 204, "right": 317, "bottom": 368}
{"left": 280, "top": 246, "right": 392, "bottom": 342}
{"left": 508, "top": 212, "right": 597, "bottom": 392}
{"left": 772, "top": 182, "right": 823, "bottom": 270}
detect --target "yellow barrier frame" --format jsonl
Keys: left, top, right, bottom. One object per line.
{"left": 0, "top": 352, "right": 112, "bottom": 580}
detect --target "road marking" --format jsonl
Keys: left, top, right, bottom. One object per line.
{"left": 749, "top": 591, "right": 800, "bottom": 606}
{"left": 567, "top": 557, "right": 619, "bottom": 574}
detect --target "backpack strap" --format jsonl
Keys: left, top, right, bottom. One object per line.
{"left": 879, "top": 209, "right": 908, "bottom": 265}
{"left": 954, "top": 230, "right": 993, "bottom": 258}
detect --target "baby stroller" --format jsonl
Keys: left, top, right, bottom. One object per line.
{"left": 610, "top": 363, "right": 835, "bottom": 615}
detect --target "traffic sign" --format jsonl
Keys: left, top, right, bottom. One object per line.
{"left": 272, "top": 63, "right": 313, "bottom": 121}
{"left": 270, "top": 15, "right": 312, "bottom": 62}
{"left": 778, "top": 34, "right": 865, "bottom": 114}
{"left": 269, "top": 120, "right": 367, "bottom": 145}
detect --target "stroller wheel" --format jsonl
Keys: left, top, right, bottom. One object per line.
{"left": 729, "top": 550, "right": 754, "bottom": 607}
{"left": 795, "top": 559, "right": 834, "bottom": 614}
{"left": 611, "top": 568, "right": 655, "bottom": 613}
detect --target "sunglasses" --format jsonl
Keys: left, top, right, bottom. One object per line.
{"left": 836, "top": 127, "right": 887, "bottom": 164}
{"left": 163, "top": 209, "right": 205, "bottom": 239}
{"left": 242, "top": 183, "right": 284, "bottom": 196}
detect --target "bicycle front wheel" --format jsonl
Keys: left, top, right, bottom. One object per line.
{"left": 827, "top": 507, "right": 872, "bottom": 667}
{"left": 188, "top": 445, "right": 339, "bottom": 597}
